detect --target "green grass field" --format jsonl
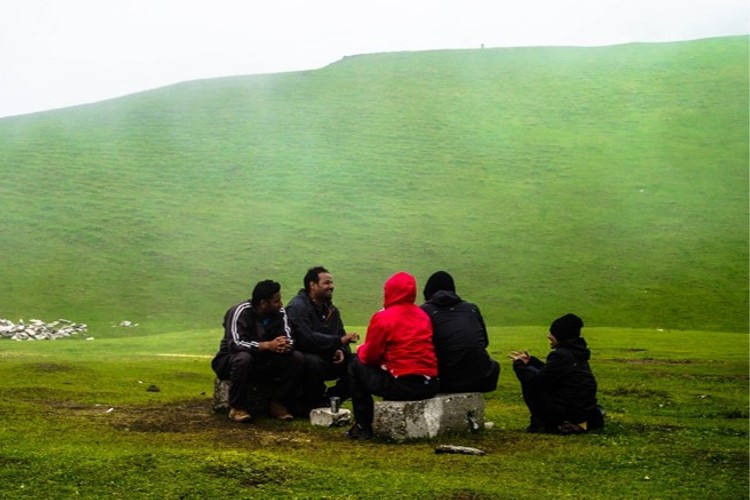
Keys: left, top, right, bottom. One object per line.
{"left": 0, "top": 327, "right": 746, "bottom": 498}
{"left": 0, "top": 36, "right": 747, "bottom": 334}
{"left": 0, "top": 36, "right": 747, "bottom": 498}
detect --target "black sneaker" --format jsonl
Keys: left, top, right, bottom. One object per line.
{"left": 526, "top": 417, "right": 546, "bottom": 433}
{"left": 345, "top": 423, "right": 374, "bottom": 440}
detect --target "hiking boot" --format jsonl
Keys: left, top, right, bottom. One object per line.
{"left": 345, "top": 423, "right": 374, "bottom": 440}
{"left": 228, "top": 407, "right": 252, "bottom": 423}
{"left": 269, "top": 401, "right": 294, "bottom": 421}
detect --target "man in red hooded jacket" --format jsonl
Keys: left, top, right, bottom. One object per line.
{"left": 346, "top": 271, "right": 439, "bottom": 439}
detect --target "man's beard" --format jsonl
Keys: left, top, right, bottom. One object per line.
{"left": 318, "top": 291, "right": 333, "bottom": 304}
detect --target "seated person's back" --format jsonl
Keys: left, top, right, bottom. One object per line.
{"left": 421, "top": 271, "right": 500, "bottom": 393}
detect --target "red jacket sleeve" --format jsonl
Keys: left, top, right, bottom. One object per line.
{"left": 357, "top": 311, "right": 387, "bottom": 367}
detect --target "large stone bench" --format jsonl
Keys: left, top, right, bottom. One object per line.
{"left": 372, "top": 392, "right": 485, "bottom": 441}
{"left": 213, "top": 381, "right": 485, "bottom": 438}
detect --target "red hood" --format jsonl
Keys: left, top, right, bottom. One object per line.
{"left": 383, "top": 272, "right": 417, "bottom": 308}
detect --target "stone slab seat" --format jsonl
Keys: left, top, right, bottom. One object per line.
{"left": 372, "top": 392, "right": 485, "bottom": 441}
{"left": 212, "top": 378, "right": 273, "bottom": 416}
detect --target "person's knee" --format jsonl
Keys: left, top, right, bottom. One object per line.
{"left": 328, "top": 360, "right": 348, "bottom": 381}
{"left": 227, "top": 352, "right": 254, "bottom": 386}
{"left": 303, "top": 353, "right": 327, "bottom": 377}
{"left": 230, "top": 351, "right": 253, "bottom": 370}
{"left": 348, "top": 356, "right": 364, "bottom": 379}
{"left": 282, "top": 351, "right": 305, "bottom": 378}
{"left": 290, "top": 350, "right": 305, "bottom": 367}
{"left": 511, "top": 363, "right": 524, "bottom": 378}
{"left": 211, "top": 354, "right": 230, "bottom": 379}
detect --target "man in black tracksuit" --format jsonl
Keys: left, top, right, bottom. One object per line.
{"left": 285, "top": 267, "right": 359, "bottom": 412}
{"left": 211, "top": 280, "right": 304, "bottom": 423}
{"left": 510, "top": 313, "right": 603, "bottom": 433}
{"left": 420, "top": 271, "right": 500, "bottom": 393}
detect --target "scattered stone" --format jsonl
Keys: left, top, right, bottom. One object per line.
{"left": 309, "top": 407, "right": 352, "bottom": 427}
{"left": 146, "top": 385, "right": 161, "bottom": 392}
{"left": 0, "top": 317, "right": 87, "bottom": 341}
{"left": 467, "top": 411, "right": 481, "bottom": 432}
{"left": 435, "top": 445, "right": 486, "bottom": 456}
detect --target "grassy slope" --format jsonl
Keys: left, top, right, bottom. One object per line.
{"left": 0, "top": 327, "right": 746, "bottom": 498}
{"left": 0, "top": 36, "right": 747, "bottom": 334}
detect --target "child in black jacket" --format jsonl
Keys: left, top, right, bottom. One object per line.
{"left": 510, "top": 313, "right": 604, "bottom": 433}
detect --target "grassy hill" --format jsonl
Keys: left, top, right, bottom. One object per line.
{"left": 0, "top": 36, "right": 747, "bottom": 334}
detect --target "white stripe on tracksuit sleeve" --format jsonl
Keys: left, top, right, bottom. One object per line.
{"left": 230, "top": 303, "right": 259, "bottom": 351}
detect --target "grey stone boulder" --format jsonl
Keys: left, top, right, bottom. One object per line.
{"left": 372, "top": 392, "right": 485, "bottom": 441}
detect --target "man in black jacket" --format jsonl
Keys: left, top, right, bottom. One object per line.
{"left": 286, "top": 267, "right": 359, "bottom": 412}
{"left": 510, "top": 313, "right": 604, "bottom": 433}
{"left": 421, "top": 271, "right": 500, "bottom": 393}
{"left": 211, "top": 279, "right": 304, "bottom": 423}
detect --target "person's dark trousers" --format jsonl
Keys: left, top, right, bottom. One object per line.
{"left": 324, "top": 353, "right": 353, "bottom": 401}
{"left": 348, "top": 357, "right": 439, "bottom": 426}
{"left": 300, "top": 353, "right": 352, "bottom": 411}
{"left": 212, "top": 350, "right": 305, "bottom": 411}
{"left": 212, "top": 351, "right": 254, "bottom": 410}
{"left": 512, "top": 362, "right": 559, "bottom": 431}
{"left": 265, "top": 350, "right": 305, "bottom": 409}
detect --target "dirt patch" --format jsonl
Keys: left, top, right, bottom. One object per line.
{"left": 109, "top": 398, "right": 218, "bottom": 433}
{"left": 721, "top": 409, "right": 749, "bottom": 419}
{"left": 102, "top": 398, "right": 320, "bottom": 450}
{"left": 605, "top": 387, "right": 671, "bottom": 399}
{"left": 202, "top": 449, "right": 314, "bottom": 488}
{"left": 33, "top": 362, "right": 76, "bottom": 373}
{"left": 608, "top": 358, "right": 692, "bottom": 365}
{"left": 626, "top": 422, "right": 683, "bottom": 433}
{"left": 27, "top": 395, "right": 323, "bottom": 451}
{"left": 0, "top": 455, "right": 32, "bottom": 467}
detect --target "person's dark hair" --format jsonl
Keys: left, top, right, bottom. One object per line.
{"left": 303, "top": 266, "right": 329, "bottom": 293}
{"left": 251, "top": 279, "right": 281, "bottom": 307}
{"left": 423, "top": 270, "right": 456, "bottom": 301}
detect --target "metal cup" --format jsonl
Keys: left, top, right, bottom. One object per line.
{"left": 329, "top": 396, "right": 341, "bottom": 413}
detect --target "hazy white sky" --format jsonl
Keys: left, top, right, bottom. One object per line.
{"left": 0, "top": 0, "right": 747, "bottom": 118}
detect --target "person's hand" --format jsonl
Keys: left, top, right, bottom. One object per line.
{"left": 341, "top": 333, "right": 360, "bottom": 345}
{"left": 509, "top": 350, "right": 530, "bottom": 364}
{"left": 264, "top": 336, "right": 292, "bottom": 354}
{"left": 332, "top": 349, "right": 345, "bottom": 365}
